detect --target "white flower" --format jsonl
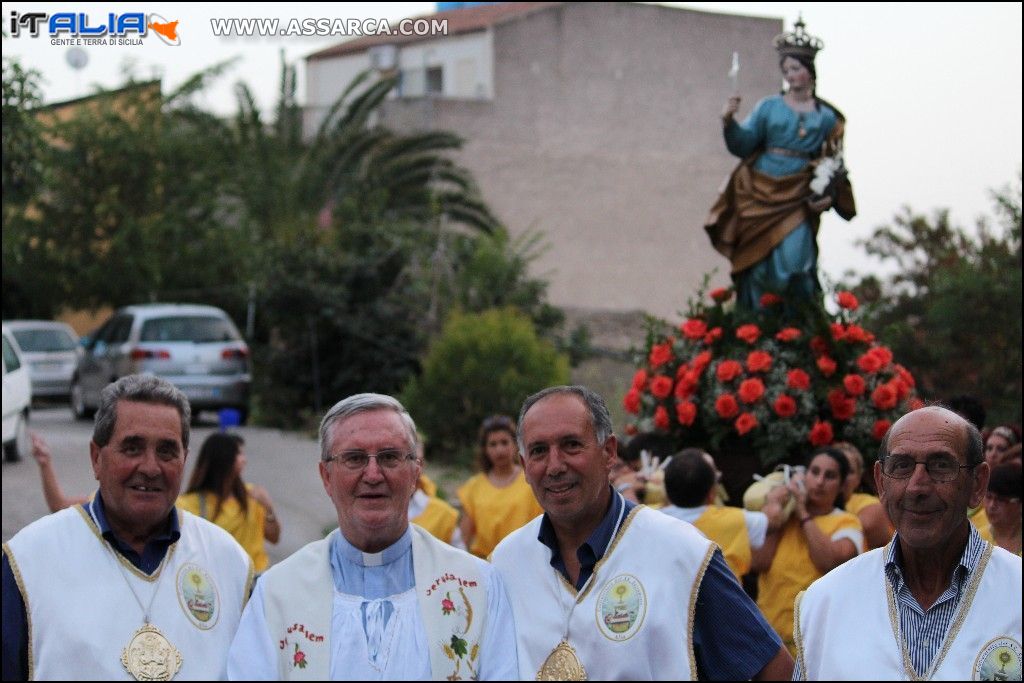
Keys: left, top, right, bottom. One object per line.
{"left": 810, "top": 155, "right": 843, "bottom": 196}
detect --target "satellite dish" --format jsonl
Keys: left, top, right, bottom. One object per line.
{"left": 66, "top": 47, "right": 89, "bottom": 71}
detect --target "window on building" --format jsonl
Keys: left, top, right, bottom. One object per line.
{"left": 426, "top": 66, "right": 444, "bottom": 96}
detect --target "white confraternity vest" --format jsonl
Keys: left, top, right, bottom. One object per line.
{"left": 491, "top": 505, "right": 715, "bottom": 681}
{"left": 4, "top": 505, "right": 253, "bottom": 681}
{"left": 259, "top": 525, "right": 488, "bottom": 680}
{"left": 795, "top": 543, "right": 1022, "bottom": 680}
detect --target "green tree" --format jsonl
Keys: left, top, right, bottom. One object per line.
{"left": 846, "top": 177, "right": 1022, "bottom": 425}
{"left": 402, "top": 308, "right": 571, "bottom": 465}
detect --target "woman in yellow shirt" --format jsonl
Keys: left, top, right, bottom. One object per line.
{"left": 835, "top": 441, "right": 893, "bottom": 549}
{"left": 457, "top": 415, "right": 542, "bottom": 558}
{"left": 177, "top": 433, "right": 280, "bottom": 572}
{"left": 753, "top": 446, "right": 863, "bottom": 654}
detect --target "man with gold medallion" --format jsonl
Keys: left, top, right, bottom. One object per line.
{"left": 2, "top": 375, "right": 253, "bottom": 680}
{"left": 794, "top": 406, "right": 1022, "bottom": 679}
{"left": 491, "top": 386, "right": 793, "bottom": 680}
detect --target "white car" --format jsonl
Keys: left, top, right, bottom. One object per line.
{"left": 4, "top": 320, "right": 80, "bottom": 400}
{"left": 2, "top": 323, "right": 33, "bottom": 462}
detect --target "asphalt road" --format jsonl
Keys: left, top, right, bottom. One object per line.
{"left": 1, "top": 406, "right": 338, "bottom": 564}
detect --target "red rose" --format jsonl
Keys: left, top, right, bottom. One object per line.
{"left": 836, "top": 291, "right": 859, "bottom": 310}
{"left": 738, "top": 378, "right": 766, "bottom": 404}
{"left": 653, "top": 405, "right": 670, "bottom": 430}
{"left": 830, "top": 322, "right": 846, "bottom": 341}
{"left": 857, "top": 352, "right": 883, "bottom": 374}
{"left": 895, "top": 364, "right": 916, "bottom": 387}
{"left": 909, "top": 397, "right": 925, "bottom": 411}
{"left": 746, "top": 350, "right": 772, "bottom": 373}
{"left": 776, "top": 327, "right": 802, "bottom": 342}
{"left": 760, "top": 293, "right": 782, "bottom": 307}
{"left": 735, "top": 412, "right": 758, "bottom": 435}
{"left": 715, "top": 393, "right": 739, "bottom": 419}
{"left": 692, "top": 350, "right": 713, "bottom": 374}
{"left": 891, "top": 377, "right": 910, "bottom": 401}
{"left": 828, "top": 389, "right": 856, "bottom": 421}
{"left": 872, "top": 419, "right": 892, "bottom": 441}
{"left": 869, "top": 346, "right": 894, "bottom": 368}
{"left": 736, "top": 324, "right": 761, "bottom": 345}
{"left": 716, "top": 359, "right": 743, "bottom": 383}
{"left": 703, "top": 327, "right": 723, "bottom": 345}
{"left": 787, "top": 369, "right": 811, "bottom": 391}
{"left": 871, "top": 383, "right": 899, "bottom": 410}
{"left": 817, "top": 355, "right": 837, "bottom": 377}
{"left": 710, "top": 287, "right": 733, "bottom": 303}
{"left": 843, "top": 374, "right": 867, "bottom": 396}
{"left": 649, "top": 342, "right": 673, "bottom": 368}
{"left": 625, "top": 423, "right": 639, "bottom": 436}
{"left": 773, "top": 394, "right": 798, "bottom": 418}
{"left": 631, "top": 369, "right": 648, "bottom": 390}
{"left": 810, "top": 336, "right": 830, "bottom": 355}
{"left": 623, "top": 389, "right": 642, "bottom": 414}
{"left": 809, "top": 420, "right": 834, "bottom": 446}
{"left": 650, "top": 375, "right": 673, "bottom": 400}
{"left": 673, "top": 374, "right": 696, "bottom": 399}
{"left": 676, "top": 401, "right": 698, "bottom": 426}
{"left": 680, "top": 318, "right": 708, "bottom": 340}
{"left": 844, "top": 324, "right": 871, "bottom": 344}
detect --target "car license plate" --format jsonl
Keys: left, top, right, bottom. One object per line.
{"left": 185, "top": 364, "right": 208, "bottom": 374}
{"left": 185, "top": 386, "right": 220, "bottom": 400}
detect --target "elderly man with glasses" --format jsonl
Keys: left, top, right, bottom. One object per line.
{"left": 227, "top": 394, "right": 519, "bottom": 680}
{"left": 794, "top": 405, "right": 1022, "bottom": 680}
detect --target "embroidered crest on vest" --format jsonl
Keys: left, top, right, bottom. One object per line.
{"left": 974, "top": 637, "right": 1022, "bottom": 681}
{"left": 175, "top": 563, "right": 219, "bottom": 630}
{"left": 595, "top": 574, "right": 647, "bottom": 641}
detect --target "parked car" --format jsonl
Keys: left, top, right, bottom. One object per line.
{"left": 2, "top": 323, "right": 33, "bottom": 461}
{"left": 4, "top": 319, "right": 80, "bottom": 401}
{"left": 71, "top": 304, "right": 251, "bottom": 423}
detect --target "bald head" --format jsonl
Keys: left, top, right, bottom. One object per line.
{"left": 880, "top": 406, "right": 983, "bottom": 468}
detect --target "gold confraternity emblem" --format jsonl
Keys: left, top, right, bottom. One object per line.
{"left": 121, "top": 624, "right": 183, "bottom": 681}
{"left": 537, "top": 640, "right": 587, "bottom": 681}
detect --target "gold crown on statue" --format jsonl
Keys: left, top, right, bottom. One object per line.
{"left": 773, "top": 15, "right": 824, "bottom": 60}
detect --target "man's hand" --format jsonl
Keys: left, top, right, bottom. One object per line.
{"left": 722, "top": 95, "right": 741, "bottom": 124}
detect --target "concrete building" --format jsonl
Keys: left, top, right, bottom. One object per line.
{"left": 305, "top": 2, "right": 783, "bottom": 323}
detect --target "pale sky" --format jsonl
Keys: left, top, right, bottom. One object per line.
{"left": 3, "top": 2, "right": 1022, "bottom": 285}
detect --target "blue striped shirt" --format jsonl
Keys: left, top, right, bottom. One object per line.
{"left": 885, "top": 525, "right": 987, "bottom": 676}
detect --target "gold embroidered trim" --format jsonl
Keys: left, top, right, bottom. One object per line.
{"left": 554, "top": 503, "right": 642, "bottom": 601}
{"left": 793, "top": 590, "right": 807, "bottom": 679}
{"left": 687, "top": 543, "right": 716, "bottom": 679}
{"left": 2, "top": 543, "right": 34, "bottom": 681}
{"left": 885, "top": 540, "right": 994, "bottom": 680}
{"left": 75, "top": 503, "right": 178, "bottom": 582}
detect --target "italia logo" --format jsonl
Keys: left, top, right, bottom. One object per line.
{"left": 9, "top": 11, "right": 181, "bottom": 45}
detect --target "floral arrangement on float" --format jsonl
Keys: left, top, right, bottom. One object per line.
{"left": 623, "top": 278, "right": 924, "bottom": 473}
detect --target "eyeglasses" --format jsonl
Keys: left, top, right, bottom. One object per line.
{"left": 325, "top": 449, "right": 416, "bottom": 470}
{"left": 881, "top": 454, "right": 975, "bottom": 483}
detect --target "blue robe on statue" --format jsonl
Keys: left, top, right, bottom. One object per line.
{"left": 714, "top": 94, "right": 846, "bottom": 309}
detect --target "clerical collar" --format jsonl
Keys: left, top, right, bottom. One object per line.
{"left": 336, "top": 527, "right": 413, "bottom": 567}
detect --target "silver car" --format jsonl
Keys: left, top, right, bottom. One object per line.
{"left": 4, "top": 320, "right": 80, "bottom": 400}
{"left": 71, "top": 304, "right": 251, "bottom": 423}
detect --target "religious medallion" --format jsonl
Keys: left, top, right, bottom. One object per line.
{"left": 121, "top": 624, "right": 183, "bottom": 681}
{"left": 537, "top": 640, "right": 586, "bottom": 681}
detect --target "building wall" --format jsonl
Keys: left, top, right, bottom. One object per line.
{"left": 309, "top": 3, "right": 783, "bottom": 320}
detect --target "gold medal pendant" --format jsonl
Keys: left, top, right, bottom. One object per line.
{"left": 537, "top": 640, "right": 587, "bottom": 681}
{"left": 121, "top": 624, "right": 183, "bottom": 681}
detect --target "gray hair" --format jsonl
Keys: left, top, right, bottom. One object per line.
{"left": 318, "top": 393, "right": 418, "bottom": 462}
{"left": 877, "top": 404, "right": 984, "bottom": 468}
{"left": 516, "top": 385, "right": 614, "bottom": 453}
{"left": 93, "top": 374, "right": 191, "bottom": 449}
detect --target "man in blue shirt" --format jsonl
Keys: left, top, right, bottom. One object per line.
{"left": 491, "top": 385, "right": 792, "bottom": 680}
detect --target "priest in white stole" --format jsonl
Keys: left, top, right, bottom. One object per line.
{"left": 227, "top": 393, "right": 518, "bottom": 680}
{"left": 491, "top": 385, "right": 794, "bottom": 681}
{"left": 795, "top": 406, "right": 1022, "bottom": 680}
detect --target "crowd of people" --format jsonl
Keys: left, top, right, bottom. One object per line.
{"left": 2, "top": 373, "right": 1020, "bottom": 680}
